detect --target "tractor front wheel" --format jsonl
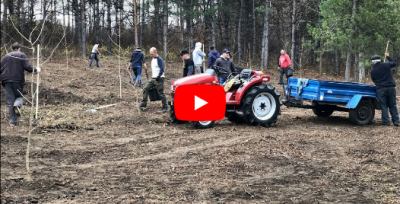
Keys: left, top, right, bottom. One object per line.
{"left": 192, "top": 121, "right": 215, "bottom": 129}
{"left": 170, "top": 105, "right": 185, "bottom": 124}
{"left": 242, "top": 84, "right": 280, "bottom": 127}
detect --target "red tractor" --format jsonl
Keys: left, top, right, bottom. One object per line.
{"left": 168, "top": 67, "right": 281, "bottom": 128}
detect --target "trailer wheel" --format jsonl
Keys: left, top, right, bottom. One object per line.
{"left": 312, "top": 102, "right": 334, "bottom": 117}
{"left": 312, "top": 108, "right": 334, "bottom": 117}
{"left": 242, "top": 84, "right": 280, "bottom": 127}
{"left": 226, "top": 112, "right": 246, "bottom": 124}
{"left": 192, "top": 121, "right": 215, "bottom": 129}
{"left": 349, "top": 101, "right": 375, "bottom": 125}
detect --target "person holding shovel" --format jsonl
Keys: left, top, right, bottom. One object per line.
{"left": 129, "top": 46, "right": 146, "bottom": 88}
{"left": 370, "top": 53, "right": 399, "bottom": 126}
{"left": 138, "top": 47, "right": 169, "bottom": 112}
{"left": 0, "top": 42, "right": 41, "bottom": 126}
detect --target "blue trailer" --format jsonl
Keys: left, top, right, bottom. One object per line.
{"left": 283, "top": 78, "right": 380, "bottom": 125}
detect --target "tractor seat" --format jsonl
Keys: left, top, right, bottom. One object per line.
{"left": 205, "top": 68, "right": 217, "bottom": 77}
{"left": 240, "top": 69, "right": 253, "bottom": 80}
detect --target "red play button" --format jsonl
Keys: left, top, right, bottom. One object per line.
{"left": 174, "top": 85, "right": 225, "bottom": 121}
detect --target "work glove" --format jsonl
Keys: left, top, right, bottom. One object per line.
{"left": 35, "top": 67, "right": 41, "bottom": 73}
{"left": 156, "top": 76, "right": 161, "bottom": 82}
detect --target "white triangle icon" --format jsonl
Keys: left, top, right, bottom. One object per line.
{"left": 195, "top": 95, "right": 208, "bottom": 111}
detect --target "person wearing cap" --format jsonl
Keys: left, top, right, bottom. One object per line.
{"left": 192, "top": 42, "right": 206, "bottom": 74}
{"left": 370, "top": 53, "right": 398, "bottom": 126}
{"left": 180, "top": 50, "right": 195, "bottom": 77}
{"left": 89, "top": 42, "right": 102, "bottom": 68}
{"left": 0, "top": 42, "right": 41, "bottom": 126}
{"left": 278, "top": 49, "right": 292, "bottom": 84}
{"left": 129, "top": 46, "right": 146, "bottom": 88}
{"left": 207, "top": 46, "right": 220, "bottom": 70}
{"left": 214, "top": 49, "right": 236, "bottom": 85}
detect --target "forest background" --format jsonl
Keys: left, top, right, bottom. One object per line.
{"left": 1, "top": 0, "right": 399, "bottom": 82}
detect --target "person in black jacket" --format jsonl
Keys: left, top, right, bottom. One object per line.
{"left": 1, "top": 43, "right": 41, "bottom": 126}
{"left": 180, "top": 50, "right": 195, "bottom": 77}
{"left": 214, "top": 49, "right": 236, "bottom": 85}
{"left": 370, "top": 53, "right": 398, "bottom": 126}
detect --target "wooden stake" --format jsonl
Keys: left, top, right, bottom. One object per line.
{"left": 202, "top": 43, "right": 205, "bottom": 71}
{"left": 35, "top": 44, "right": 40, "bottom": 119}
{"left": 118, "top": 11, "right": 122, "bottom": 98}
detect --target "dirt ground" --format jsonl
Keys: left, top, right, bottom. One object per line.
{"left": 1, "top": 58, "right": 400, "bottom": 204}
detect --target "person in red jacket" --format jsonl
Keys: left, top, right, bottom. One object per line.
{"left": 278, "top": 49, "right": 292, "bottom": 84}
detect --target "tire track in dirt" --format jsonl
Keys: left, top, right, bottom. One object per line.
{"left": 57, "top": 130, "right": 257, "bottom": 170}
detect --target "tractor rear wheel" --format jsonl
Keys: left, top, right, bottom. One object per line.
{"left": 242, "top": 84, "right": 280, "bottom": 127}
{"left": 226, "top": 112, "right": 246, "bottom": 124}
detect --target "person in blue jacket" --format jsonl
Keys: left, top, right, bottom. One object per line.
{"left": 207, "top": 46, "right": 220, "bottom": 70}
{"left": 129, "top": 47, "right": 146, "bottom": 88}
{"left": 370, "top": 53, "right": 398, "bottom": 126}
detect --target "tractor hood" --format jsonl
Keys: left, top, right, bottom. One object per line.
{"left": 171, "top": 73, "right": 219, "bottom": 87}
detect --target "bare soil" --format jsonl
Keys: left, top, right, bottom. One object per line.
{"left": 1, "top": 58, "right": 400, "bottom": 203}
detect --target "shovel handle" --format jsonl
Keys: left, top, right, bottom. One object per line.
{"left": 384, "top": 41, "right": 389, "bottom": 62}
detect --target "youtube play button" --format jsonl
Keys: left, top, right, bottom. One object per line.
{"left": 174, "top": 85, "right": 226, "bottom": 121}
{"left": 195, "top": 96, "right": 208, "bottom": 110}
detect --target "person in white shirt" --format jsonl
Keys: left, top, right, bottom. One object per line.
{"left": 138, "top": 47, "right": 169, "bottom": 112}
{"left": 192, "top": 42, "right": 206, "bottom": 74}
{"left": 89, "top": 43, "right": 102, "bottom": 68}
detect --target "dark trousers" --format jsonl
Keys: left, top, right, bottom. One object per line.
{"left": 2, "top": 82, "right": 24, "bottom": 124}
{"left": 89, "top": 53, "right": 99, "bottom": 68}
{"left": 131, "top": 66, "right": 142, "bottom": 87}
{"left": 279, "top": 68, "right": 290, "bottom": 84}
{"left": 141, "top": 78, "right": 167, "bottom": 107}
{"left": 376, "top": 87, "right": 399, "bottom": 125}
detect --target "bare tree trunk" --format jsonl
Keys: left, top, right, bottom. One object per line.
{"left": 290, "top": 0, "right": 296, "bottom": 70}
{"left": 188, "top": 0, "right": 194, "bottom": 50}
{"left": 237, "top": 0, "right": 243, "bottom": 64}
{"left": 74, "top": 0, "right": 81, "bottom": 45}
{"left": 261, "top": 0, "right": 270, "bottom": 69}
{"left": 67, "top": 0, "right": 70, "bottom": 29}
{"left": 95, "top": 0, "right": 100, "bottom": 43}
{"left": 345, "top": 0, "right": 357, "bottom": 82}
{"left": 354, "top": 53, "right": 359, "bottom": 82}
{"left": 30, "top": 0, "right": 34, "bottom": 26}
{"left": 133, "top": 0, "right": 138, "bottom": 47}
{"left": 81, "top": 0, "right": 86, "bottom": 58}
{"left": 252, "top": 0, "right": 256, "bottom": 58}
{"left": 319, "top": 51, "right": 322, "bottom": 77}
{"left": 358, "top": 52, "right": 365, "bottom": 83}
{"left": 114, "top": 2, "right": 119, "bottom": 45}
{"left": 335, "top": 49, "right": 340, "bottom": 75}
{"left": 62, "top": 0, "right": 65, "bottom": 26}
{"left": 19, "top": 0, "right": 25, "bottom": 44}
{"left": 140, "top": 0, "right": 145, "bottom": 46}
{"left": 154, "top": 0, "right": 161, "bottom": 47}
{"left": 1, "top": 0, "right": 7, "bottom": 51}
{"left": 210, "top": 0, "right": 216, "bottom": 47}
{"left": 180, "top": 2, "right": 184, "bottom": 48}
{"left": 41, "top": 0, "right": 47, "bottom": 58}
{"left": 107, "top": 0, "right": 111, "bottom": 54}
{"left": 163, "top": 0, "right": 168, "bottom": 59}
